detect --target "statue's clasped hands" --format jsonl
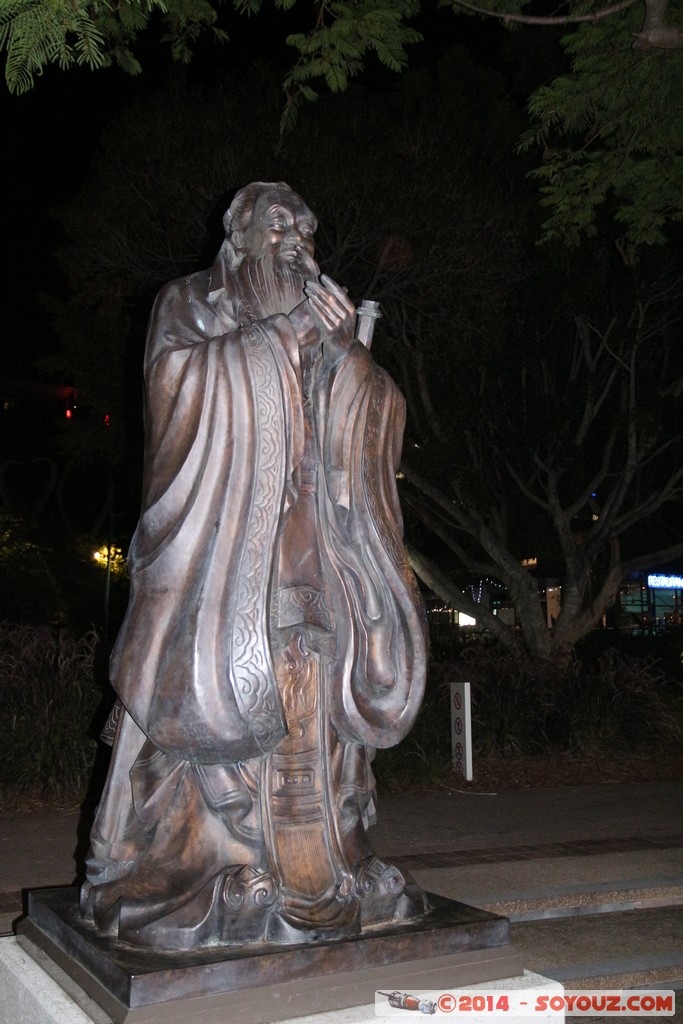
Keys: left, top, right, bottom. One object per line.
{"left": 288, "top": 274, "right": 357, "bottom": 359}
{"left": 305, "top": 275, "right": 357, "bottom": 358}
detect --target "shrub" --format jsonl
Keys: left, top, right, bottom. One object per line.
{"left": 453, "top": 642, "right": 680, "bottom": 756}
{"left": 0, "top": 622, "right": 101, "bottom": 803}
{"left": 0, "top": 515, "right": 63, "bottom": 624}
{"left": 577, "top": 629, "right": 683, "bottom": 686}
{"left": 566, "top": 648, "right": 679, "bottom": 753}
{"left": 455, "top": 644, "right": 564, "bottom": 755}
{"left": 373, "top": 667, "right": 453, "bottom": 791}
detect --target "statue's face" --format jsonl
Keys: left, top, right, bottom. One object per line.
{"left": 240, "top": 191, "right": 316, "bottom": 268}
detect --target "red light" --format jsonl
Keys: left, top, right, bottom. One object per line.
{"left": 104, "top": 414, "right": 110, "bottom": 428}
{"left": 65, "top": 409, "right": 73, "bottom": 419}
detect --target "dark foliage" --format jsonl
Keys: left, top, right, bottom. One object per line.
{"left": 375, "top": 638, "right": 681, "bottom": 789}
{"left": 0, "top": 622, "right": 104, "bottom": 803}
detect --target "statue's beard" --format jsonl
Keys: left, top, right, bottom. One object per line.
{"left": 236, "top": 250, "right": 319, "bottom": 321}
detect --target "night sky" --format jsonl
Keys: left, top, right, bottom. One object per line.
{"left": 2, "top": 60, "right": 167, "bottom": 376}
{"left": 0, "top": 9, "right": 335, "bottom": 376}
{"left": 1, "top": 7, "right": 506, "bottom": 380}
{"left": 1, "top": 5, "right": 285, "bottom": 375}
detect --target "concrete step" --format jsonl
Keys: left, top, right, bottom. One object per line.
{"left": 510, "top": 905, "right": 683, "bottom": 983}
{"left": 472, "top": 882, "right": 683, "bottom": 922}
{"left": 412, "top": 848, "right": 683, "bottom": 920}
{"left": 413, "top": 852, "right": 683, "bottom": 994}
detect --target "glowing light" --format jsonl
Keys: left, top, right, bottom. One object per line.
{"left": 648, "top": 574, "right": 683, "bottom": 589}
{"left": 92, "top": 545, "right": 127, "bottom": 576}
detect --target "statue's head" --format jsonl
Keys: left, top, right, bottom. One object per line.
{"left": 223, "top": 182, "right": 318, "bottom": 277}
{"left": 220, "top": 182, "right": 320, "bottom": 318}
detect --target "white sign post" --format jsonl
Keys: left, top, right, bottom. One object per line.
{"left": 449, "top": 682, "right": 473, "bottom": 781}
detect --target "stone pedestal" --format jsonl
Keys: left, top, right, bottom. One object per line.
{"left": 1, "top": 935, "right": 564, "bottom": 1024}
{"left": 1, "top": 935, "right": 105, "bottom": 1024}
{"left": 16, "top": 886, "right": 524, "bottom": 1023}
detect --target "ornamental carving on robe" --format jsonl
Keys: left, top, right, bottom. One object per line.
{"left": 81, "top": 182, "right": 429, "bottom": 950}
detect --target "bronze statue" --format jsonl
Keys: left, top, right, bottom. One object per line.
{"left": 81, "top": 182, "right": 428, "bottom": 951}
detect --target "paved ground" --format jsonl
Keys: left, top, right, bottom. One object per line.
{"left": 372, "top": 783, "right": 683, "bottom": 855}
{"left": 1, "top": 779, "right": 682, "bottom": 1018}
{"left": 1, "top": 782, "right": 682, "bottom": 912}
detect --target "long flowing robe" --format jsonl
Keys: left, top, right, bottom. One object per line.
{"left": 81, "top": 254, "right": 427, "bottom": 947}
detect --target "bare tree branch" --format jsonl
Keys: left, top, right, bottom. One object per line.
{"left": 403, "top": 494, "right": 501, "bottom": 578}
{"left": 572, "top": 317, "right": 621, "bottom": 447}
{"left": 497, "top": 449, "right": 549, "bottom": 512}
{"left": 449, "top": 0, "right": 640, "bottom": 26}
{"left": 406, "top": 544, "right": 518, "bottom": 648}
{"left": 567, "top": 539, "right": 683, "bottom": 641}
{"left": 622, "top": 541, "right": 683, "bottom": 575}
{"left": 564, "top": 427, "right": 619, "bottom": 520}
{"left": 613, "top": 465, "right": 683, "bottom": 533}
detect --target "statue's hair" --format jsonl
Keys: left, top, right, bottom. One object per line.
{"left": 223, "top": 182, "right": 315, "bottom": 238}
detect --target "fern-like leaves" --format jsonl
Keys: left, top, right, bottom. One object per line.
{"left": 281, "top": 0, "right": 421, "bottom": 131}
{"left": 0, "top": 0, "right": 228, "bottom": 91}
{"left": 520, "top": 6, "right": 683, "bottom": 249}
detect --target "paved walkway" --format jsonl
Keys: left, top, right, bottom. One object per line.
{"left": 372, "top": 782, "right": 683, "bottom": 855}
{"left": 1, "top": 780, "right": 681, "bottom": 932}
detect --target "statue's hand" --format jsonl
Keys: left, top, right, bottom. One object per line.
{"left": 288, "top": 299, "right": 320, "bottom": 347}
{"left": 305, "top": 275, "right": 356, "bottom": 361}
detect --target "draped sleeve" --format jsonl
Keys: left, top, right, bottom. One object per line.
{"left": 319, "top": 343, "right": 428, "bottom": 749}
{"left": 110, "top": 271, "right": 304, "bottom": 764}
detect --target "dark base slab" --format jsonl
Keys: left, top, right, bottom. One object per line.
{"left": 17, "top": 887, "right": 524, "bottom": 1024}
